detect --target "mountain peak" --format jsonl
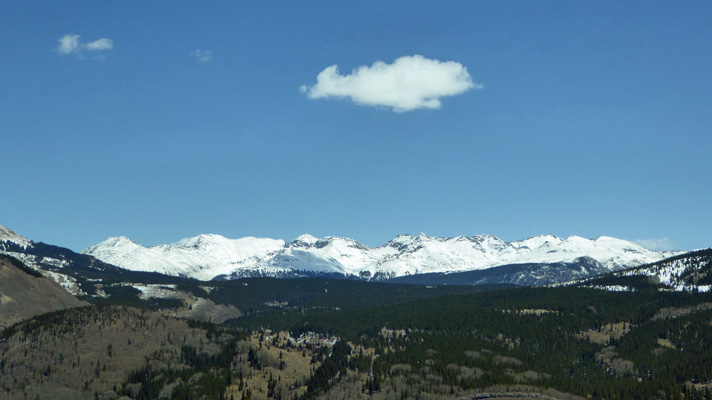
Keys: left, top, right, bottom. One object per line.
{"left": 297, "top": 233, "right": 319, "bottom": 242}
{"left": 173, "top": 233, "right": 228, "bottom": 249}
{"left": 104, "top": 236, "right": 140, "bottom": 246}
{"left": 0, "top": 225, "right": 31, "bottom": 247}
{"left": 82, "top": 236, "right": 144, "bottom": 255}
{"left": 289, "top": 234, "right": 319, "bottom": 247}
{"left": 593, "top": 236, "right": 642, "bottom": 247}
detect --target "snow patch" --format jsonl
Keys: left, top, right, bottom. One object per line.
{"left": 0, "top": 225, "right": 31, "bottom": 248}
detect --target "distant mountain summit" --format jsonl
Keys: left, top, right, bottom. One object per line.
{"left": 83, "top": 232, "right": 678, "bottom": 281}
{"left": 83, "top": 234, "right": 286, "bottom": 280}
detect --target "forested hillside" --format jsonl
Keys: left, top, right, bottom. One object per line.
{"left": 232, "top": 282, "right": 712, "bottom": 399}
{"left": 4, "top": 250, "right": 712, "bottom": 399}
{"left": 0, "top": 254, "right": 87, "bottom": 330}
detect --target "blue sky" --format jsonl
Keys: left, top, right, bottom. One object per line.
{"left": 1, "top": 1, "right": 710, "bottom": 252}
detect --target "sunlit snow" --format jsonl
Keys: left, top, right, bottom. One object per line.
{"left": 83, "top": 233, "right": 677, "bottom": 281}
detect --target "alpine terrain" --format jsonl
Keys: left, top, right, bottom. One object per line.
{"left": 3, "top": 222, "right": 712, "bottom": 400}
{"left": 83, "top": 232, "right": 678, "bottom": 282}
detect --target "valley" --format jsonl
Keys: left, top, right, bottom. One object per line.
{"left": 5, "top": 2, "right": 709, "bottom": 399}
{"left": 1, "top": 225, "right": 712, "bottom": 399}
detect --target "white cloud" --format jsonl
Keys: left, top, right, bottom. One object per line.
{"left": 301, "top": 55, "right": 480, "bottom": 112}
{"left": 84, "top": 38, "right": 114, "bottom": 51}
{"left": 191, "top": 49, "right": 213, "bottom": 63}
{"left": 57, "top": 34, "right": 113, "bottom": 57}
{"left": 57, "top": 34, "right": 81, "bottom": 54}
{"left": 635, "top": 237, "right": 677, "bottom": 251}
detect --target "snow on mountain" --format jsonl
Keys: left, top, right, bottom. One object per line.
{"left": 83, "top": 235, "right": 285, "bottom": 280}
{"left": 0, "top": 224, "right": 31, "bottom": 248}
{"left": 570, "top": 249, "right": 712, "bottom": 293}
{"left": 617, "top": 249, "right": 712, "bottom": 291}
{"left": 83, "top": 232, "right": 678, "bottom": 281}
{"left": 0, "top": 225, "right": 85, "bottom": 294}
{"left": 267, "top": 235, "right": 391, "bottom": 276}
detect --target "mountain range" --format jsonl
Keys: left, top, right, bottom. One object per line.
{"left": 3, "top": 222, "right": 712, "bottom": 400}
{"left": 0, "top": 223, "right": 685, "bottom": 288}
{"left": 81, "top": 231, "right": 677, "bottom": 282}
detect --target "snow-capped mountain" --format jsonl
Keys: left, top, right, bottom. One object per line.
{"left": 83, "top": 232, "right": 678, "bottom": 281}
{"left": 616, "top": 249, "right": 712, "bottom": 291}
{"left": 83, "top": 235, "right": 285, "bottom": 281}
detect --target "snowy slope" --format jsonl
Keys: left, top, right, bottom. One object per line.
{"left": 571, "top": 249, "right": 712, "bottom": 293}
{"left": 0, "top": 225, "right": 83, "bottom": 294}
{"left": 0, "top": 225, "right": 31, "bottom": 248}
{"left": 617, "top": 249, "right": 712, "bottom": 291}
{"left": 83, "top": 232, "right": 678, "bottom": 281}
{"left": 83, "top": 235, "right": 285, "bottom": 280}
